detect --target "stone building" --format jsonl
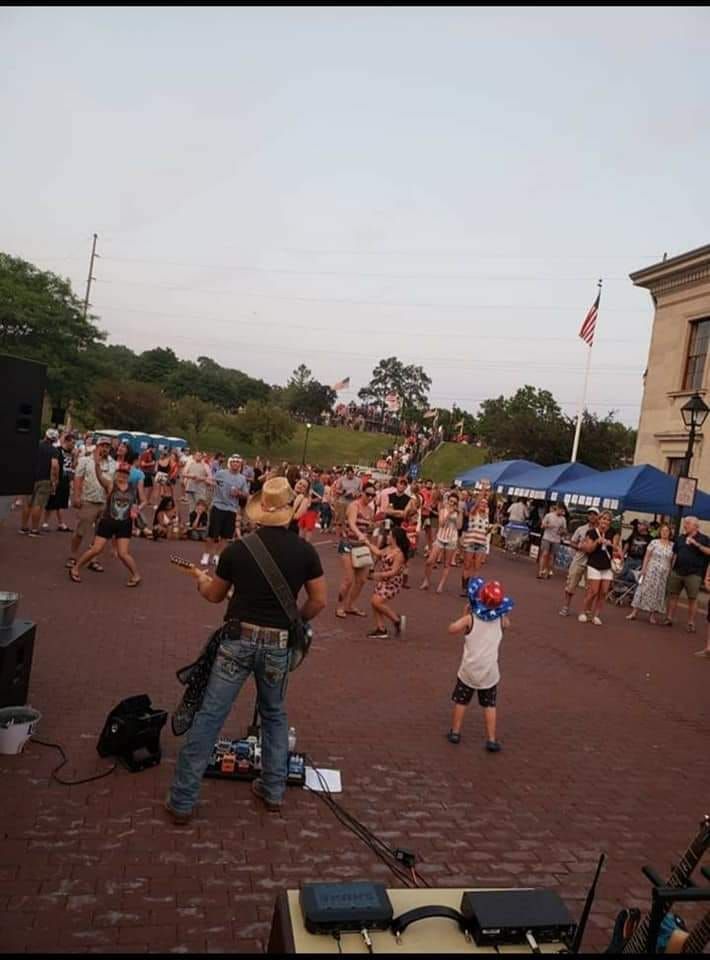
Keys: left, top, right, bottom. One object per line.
{"left": 630, "top": 244, "right": 710, "bottom": 485}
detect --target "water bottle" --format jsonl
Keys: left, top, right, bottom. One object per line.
{"left": 288, "top": 726, "right": 297, "bottom": 753}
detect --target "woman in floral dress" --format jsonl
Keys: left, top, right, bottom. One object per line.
{"left": 626, "top": 523, "right": 674, "bottom": 624}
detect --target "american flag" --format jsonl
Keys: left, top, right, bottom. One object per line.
{"left": 579, "top": 292, "right": 600, "bottom": 346}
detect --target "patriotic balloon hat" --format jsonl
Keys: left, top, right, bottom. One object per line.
{"left": 467, "top": 577, "right": 514, "bottom": 622}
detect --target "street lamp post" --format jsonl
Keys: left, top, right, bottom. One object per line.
{"left": 675, "top": 392, "right": 710, "bottom": 531}
{"left": 301, "top": 422, "right": 312, "bottom": 467}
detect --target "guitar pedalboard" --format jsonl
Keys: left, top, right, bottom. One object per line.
{"left": 204, "top": 734, "right": 306, "bottom": 786}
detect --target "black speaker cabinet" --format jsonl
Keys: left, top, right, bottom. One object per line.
{"left": 0, "top": 620, "right": 36, "bottom": 709}
{"left": 0, "top": 354, "right": 47, "bottom": 496}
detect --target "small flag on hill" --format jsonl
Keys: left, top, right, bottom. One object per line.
{"left": 332, "top": 377, "right": 350, "bottom": 391}
{"left": 579, "top": 291, "right": 600, "bottom": 346}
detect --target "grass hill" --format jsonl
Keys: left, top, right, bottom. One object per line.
{"left": 420, "top": 442, "right": 487, "bottom": 483}
{"left": 204, "top": 424, "right": 487, "bottom": 483}
{"left": 232, "top": 423, "right": 397, "bottom": 467}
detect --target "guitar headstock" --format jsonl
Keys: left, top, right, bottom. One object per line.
{"left": 170, "top": 555, "right": 196, "bottom": 573}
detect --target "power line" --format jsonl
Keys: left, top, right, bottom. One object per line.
{"left": 97, "top": 254, "right": 632, "bottom": 283}
{"left": 103, "top": 322, "right": 644, "bottom": 376}
{"left": 95, "top": 300, "right": 645, "bottom": 344}
{"left": 95, "top": 276, "right": 649, "bottom": 312}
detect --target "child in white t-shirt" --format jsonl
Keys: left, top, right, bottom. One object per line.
{"left": 445, "top": 578, "right": 513, "bottom": 752}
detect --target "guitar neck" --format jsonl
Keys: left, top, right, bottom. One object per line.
{"left": 683, "top": 910, "right": 710, "bottom": 954}
{"left": 622, "top": 827, "right": 709, "bottom": 954}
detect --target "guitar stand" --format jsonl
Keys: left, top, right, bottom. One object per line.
{"left": 641, "top": 864, "right": 710, "bottom": 953}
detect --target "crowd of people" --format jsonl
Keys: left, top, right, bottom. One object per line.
{"left": 17, "top": 427, "right": 710, "bottom": 661}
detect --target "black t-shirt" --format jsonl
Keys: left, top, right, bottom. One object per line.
{"left": 673, "top": 533, "right": 710, "bottom": 577}
{"left": 624, "top": 532, "right": 651, "bottom": 561}
{"left": 58, "top": 447, "right": 75, "bottom": 483}
{"left": 36, "top": 440, "right": 60, "bottom": 482}
{"left": 586, "top": 528, "right": 612, "bottom": 571}
{"left": 387, "top": 492, "right": 411, "bottom": 527}
{"left": 216, "top": 527, "right": 324, "bottom": 629}
{"left": 188, "top": 510, "right": 208, "bottom": 529}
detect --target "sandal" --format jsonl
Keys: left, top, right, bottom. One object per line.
{"left": 686, "top": 623, "right": 697, "bottom": 633}
{"left": 87, "top": 561, "right": 104, "bottom": 573}
{"left": 65, "top": 558, "right": 77, "bottom": 569}
{"left": 126, "top": 576, "right": 142, "bottom": 588}
{"left": 68, "top": 566, "right": 81, "bottom": 583}
{"left": 335, "top": 609, "right": 347, "bottom": 619}
{"left": 345, "top": 608, "right": 367, "bottom": 617}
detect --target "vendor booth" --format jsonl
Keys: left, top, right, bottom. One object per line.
{"left": 494, "top": 461, "right": 597, "bottom": 501}
{"left": 548, "top": 463, "right": 710, "bottom": 519}
{"left": 455, "top": 459, "right": 539, "bottom": 489}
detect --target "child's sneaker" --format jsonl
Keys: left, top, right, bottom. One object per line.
{"left": 559, "top": 606, "right": 569, "bottom": 617}
{"left": 592, "top": 616, "right": 603, "bottom": 626}
{"left": 446, "top": 730, "right": 461, "bottom": 744}
{"left": 366, "top": 628, "right": 388, "bottom": 639}
{"left": 394, "top": 616, "right": 406, "bottom": 636}
{"left": 485, "top": 740, "right": 502, "bottom": 752}
{"left": 200, "top": 552, "right": 210, "bottom": 566}
{"left": 578, "top": 613, "right": 589, "bottom": 623}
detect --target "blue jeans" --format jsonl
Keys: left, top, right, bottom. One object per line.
{"left": 169, "top": 635, "right": 291, "bottom": 813}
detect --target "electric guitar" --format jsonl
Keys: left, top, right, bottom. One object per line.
{"left": 680, "top": 907, "right": 710, "bottom": 954}
{"left": 170, "top": 555, "right": 203, "bottom": 578}
{"left": 606, "top": 815, "right": 710, "bottom": 953}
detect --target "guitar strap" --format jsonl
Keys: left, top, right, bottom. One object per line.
{"left": 242, "top": 532, "right": 299, "bottom": 625}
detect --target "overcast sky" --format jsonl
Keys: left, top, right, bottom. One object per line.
{"left": 2, "top": 6, "right": 709, "bottom": 426}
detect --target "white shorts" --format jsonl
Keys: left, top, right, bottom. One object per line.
{"left": 586, "top": 567, "right": 613, "bottom": 582}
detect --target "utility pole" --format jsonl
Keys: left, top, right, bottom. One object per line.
{"left": 82, "top": 233, "right": 99, "bottom": 320}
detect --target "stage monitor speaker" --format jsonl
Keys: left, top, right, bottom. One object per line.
{"left": 0, "top": 620, "right": 36, "bottom": 709}
{"left": 0, "top": 354, "right": 47, "bottom": 496}
{"left": 97, "top": 694, "right": 167, "bottom": 772}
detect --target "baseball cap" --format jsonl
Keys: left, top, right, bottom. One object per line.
{"left": 587, "top": 507, "right": 599, "bottom": 515}
{"left": 96, "top": 435, "right": 112, "bottom": 445}
{"left": 228, "top": 453, "right": 243, "bottom": 463}
{"left": 45, "top": 428, "right": 59, "bottom": 440}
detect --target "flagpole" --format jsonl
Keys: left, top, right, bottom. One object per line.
{"left": 571, "top": 279, "right": 602, "bottom": 463}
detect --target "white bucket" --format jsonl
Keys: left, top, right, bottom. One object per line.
{"left": 0, "top": 706, "right": 41, "bottom": 755}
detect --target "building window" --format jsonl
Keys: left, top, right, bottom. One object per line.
{"left": 683, "top": 318, "right": 710, "bottom": 390}
{"left": 667, "top": 457, "right": 685, "bottom": 478}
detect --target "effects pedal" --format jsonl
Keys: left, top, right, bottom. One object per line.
{"left": 203, "top": 734, "right": 306, "bottom": 786}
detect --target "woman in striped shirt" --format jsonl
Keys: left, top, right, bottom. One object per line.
{"left": 420, "top": 491, "right": 463, "bottom": 594}
{"left": 459, "top": 498, "right": 491, "bottom": 597}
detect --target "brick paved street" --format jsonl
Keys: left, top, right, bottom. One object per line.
{"left": 1, "top": 512, "right": 708, "bottom": 954}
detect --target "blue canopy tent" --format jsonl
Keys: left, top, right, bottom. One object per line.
{"left": 549, "top": 463, "right": 710, "bottom": 519}
{"left": 494, "top": 461, "right": 598, "bottom": 499}
{"left": 455, "top": 459, "right": 539, "bottom": 488}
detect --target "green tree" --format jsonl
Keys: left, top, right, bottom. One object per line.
{"left": 476, "top": 385, "right": 569, "bottom": 465}
{"left": 90, "top": 378, "right": 167, "bottom": 433}
{"left": 134, "top": 347, "right": 180, "bottom": 384}
{"left": 234, "top": 400, "right": 296, "bottom": 448}
{"left": 282, "top": 364, "right": 337, "bottom": 420}
{"left": 358, "top": 357, "right": 431, "bottom": 424}
{"left": 571, "top": 411, "right": 637, "bottom": 470}
{"left": 164, "top": 395, "right": 217, "bottom": 445}
{"left": 0, "top": 252, "right": 105, "bottom": 404}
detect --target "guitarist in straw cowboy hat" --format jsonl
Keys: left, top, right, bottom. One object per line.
{"left": 166, "top": 476, "right": 326, "bottom": 822}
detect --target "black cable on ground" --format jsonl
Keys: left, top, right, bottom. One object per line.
{"left": 30, "top": 737, "right": 118, "bottom": 786}
{"left": 303, "top": 754, "right": 430, "bottom": 888}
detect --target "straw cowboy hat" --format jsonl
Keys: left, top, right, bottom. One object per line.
{"left": 245, "top": 476, "right": 296, "bottom": 527}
